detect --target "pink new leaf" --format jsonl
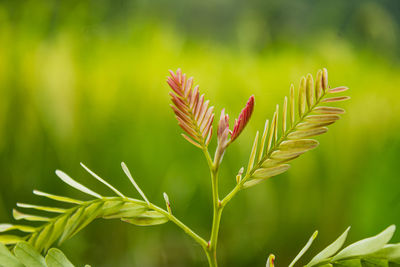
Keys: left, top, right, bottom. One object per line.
{"left": 230, "top": 95, "right": 255, "bottom": 142}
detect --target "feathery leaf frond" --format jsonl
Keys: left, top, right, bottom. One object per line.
{"left": 167, "top": 69, "right": 214, "bottom": 148}
{"left": 0, "top": 167, "right": 169, "bottom": 253}
{"left": 241, "top": 68, "right": 349, "bottom": 188}
{"left": 1, "top": 196, "right": 168, "bottom": 253}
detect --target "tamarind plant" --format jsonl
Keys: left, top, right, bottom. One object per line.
{"left": 1, "top": 68, "right": 398, "bottom": 267}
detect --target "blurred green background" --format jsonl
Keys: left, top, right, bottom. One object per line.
{"left": 1, "top": 0, "right": 400, "bottom": 266}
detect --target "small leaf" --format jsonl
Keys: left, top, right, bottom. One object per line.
{"left": 121, "top": 162, "right": 150, "bottom": 206}
{"left": 242, "top": 178, "right": 265, "bottom": 188}
{"left": 58, "top": 207, "right": 86, "bottom": 244}
{"left": 322, "top": 96, "right": 351, "bottom": 103}
{"left": 55, "top": 170, "right": 102, "bottom": 199}
{"left": 290, "top": 84, "right": 295, "bottom": 126}
{"left": 332, "top": 225, "right": 396, "bottom": 262}
{"left": 246, "top": 131, "right": 259, "bottom": 175}
{"left": 0, "top": 235, "right": 24, "bottom": 245}
{"left": 0, "top": 224, "right": 36, "bottom": 233}
{"left": 314, "top": 107, "right": 345, "bottom": 114}
{"left": 13, "top": 209, "right": 50, "bottom": 222}
{"left": 252, "top": 164, "right": 290, "bottom": 179}
{"left": 322, "top": 68, "right": 328, "bottom": 91}
{"left": 17, "top": 203, "right": 66, "bottom": 213}
{"left": 283, "top": 96, "right": 288, "bottom": 133}
{"left": 298, "top": 77, "right": 307, "bottom": 116}
{"left": 271, "top": 150, "right": 306, "bottom": 160}
{"left": 0, "top": 243, "right": 24, "bottom": 267}
{"left": 288, "top": 127, "right": 328, "bottom": 139}
{"left": 329, "top": 86, "right": 349, "bottom": 93}
{"left": 261, "top": 156, "right": 299, "bottom": 168}
{"left": 73, "top": 202, "right": 105, "bottom": 238}
{"left": 279, "top": 139, "right": 319, "bottom": 152}
{"left": 315, "top": 70, "right": 323, "bottom": 100}
{"left": 80, "top": 163, "right": 125, "bottom": 198}
{"left": 307, "top": 227, "right": 351, "bottom": 267}
{"left": 43, "top": 215, "right": 69, "bottom": 252}
{"left": 33, "top": 190, "right": 83, "bottom": 204}
{"left": 45, "top": 248, "right": 74, "bottom": 267}
{"left": 258, "top": 120, "right": 269, "bottom": 162}
{"left": 306, "top": 115, "right": 340, "bottom": 123}
{"left": 123, "top": 210, "right": 169, "bottom": 226}
{"left": 289, "top": 231, "right": 318, "bottom": 267}
{"left": 296, "top": 121, "right": 335, "bottom": 130}
{"left": 274, "top": 105, "right": 279, "bottom": 142}
{"left": 306, "top": 74, "right": 314, "bottom": 109}
{"left": 267, "top": 110, "right": 278, "bottom": 152}
{"left": 34, "top": 223, "right": 54, "bottom": 252}
{"left": 14, "top": 242, "right": 46, "bottom": 267}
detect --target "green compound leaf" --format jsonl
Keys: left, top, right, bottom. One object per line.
{"left": 45, "top": 248, "right": 74, "bottom": 267}
{"left": 13, "top": 242, "right": 46, "bottom": 267}
{"left": 0, "top": 197, "right": 168, "bottom": 252}
{"left": 242, "top": 69, "right": 349, "bottom": 188}
{"left": 0, "top": 166, "right": 170, "bottom": 253}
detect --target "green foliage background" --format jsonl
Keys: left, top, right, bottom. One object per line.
{"left": 0, "top": 0, "right": 400, "bottom": 266}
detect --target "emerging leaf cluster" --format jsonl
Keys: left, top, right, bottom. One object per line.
{"left": 0, "top": 68, "right": 357, "bottom": 267}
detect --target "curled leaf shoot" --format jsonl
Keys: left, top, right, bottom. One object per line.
{"left": 80, "top": 162, "right": 125, "bottom": 198}
{"left": 231, "top": 95, "right": 255, "bottom": 142}
{"left": 121, "top": 162, "right": 150, "bottom": 206}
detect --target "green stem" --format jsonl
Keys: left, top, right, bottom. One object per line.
{"left": 201, "top": 147, "right": 224, "bottom": 267}
{"left": 148, "top": 202, "right": 208, "bottom": 249}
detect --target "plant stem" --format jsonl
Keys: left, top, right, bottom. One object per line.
{"left": 201, "top": 147, "right": 224, "bottom": 267}
{"left": 123, "top": 199, "right": 209, "bottom": 249}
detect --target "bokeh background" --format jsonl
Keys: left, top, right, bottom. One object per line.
{"left": 1, "top": 0, "right": 400, "bottom": 266}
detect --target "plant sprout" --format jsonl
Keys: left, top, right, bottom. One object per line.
{"left": 1, "top": 68, "right": 399, "bottom": 267}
